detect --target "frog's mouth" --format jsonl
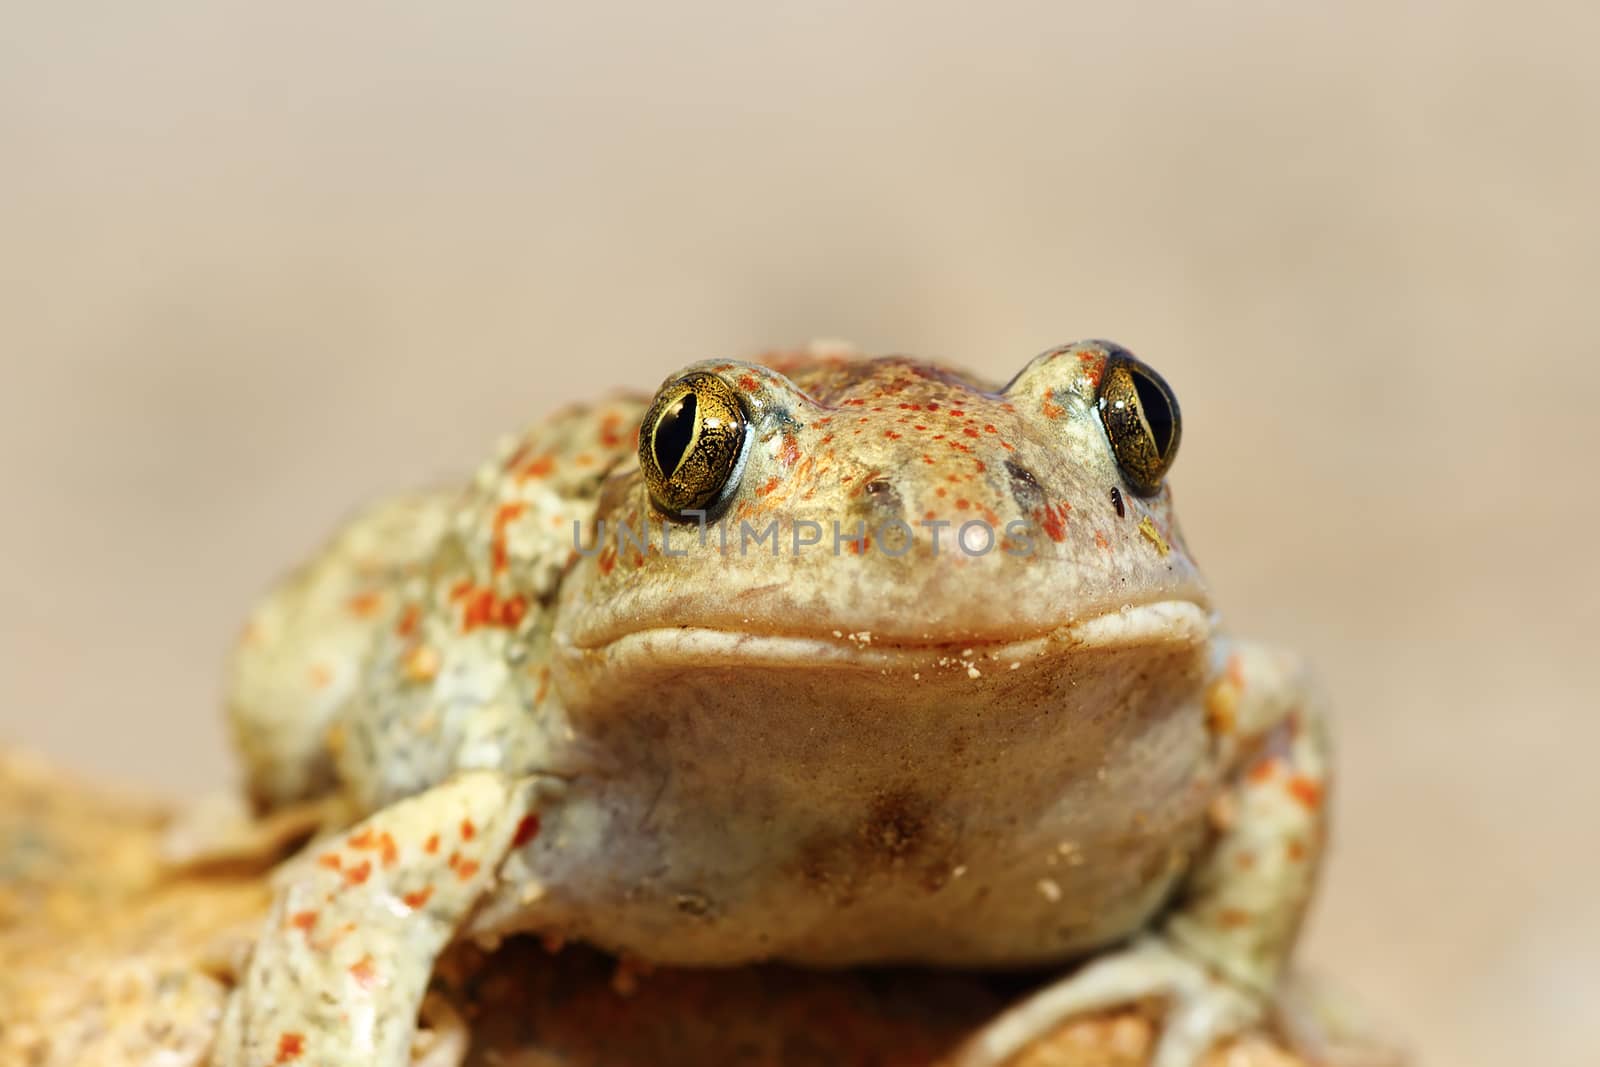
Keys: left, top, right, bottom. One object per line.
{"left": 562, "top": 598, "right": 1211, "bottom": 672}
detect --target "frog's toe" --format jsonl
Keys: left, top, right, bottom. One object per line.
{"left": 1150, "top": 967, "right": 1261, "bottom": 1067}
{"left": 954, "top": 936, "right": 1266, "bottom": 1067}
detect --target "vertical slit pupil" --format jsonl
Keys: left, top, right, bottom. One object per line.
{"left": 1131, "top": 372, "right": 1174, "bottom": 456}
{"left": 653, "top": 393, "right": 697, "bottom": 477}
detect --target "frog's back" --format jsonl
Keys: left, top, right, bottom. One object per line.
{"left": 227, "top": 393, "right": 647, "bottom": 814}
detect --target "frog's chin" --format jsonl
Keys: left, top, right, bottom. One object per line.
{"left": 561, "top": 598, "right": 1211, "bottom": 672}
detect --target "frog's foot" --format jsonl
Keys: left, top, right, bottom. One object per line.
{"left": 953, "top": 936, "right": 1264, "bottom": 1067}
{"left": 212, "top": 771, "right": 544, "bottom": 1067}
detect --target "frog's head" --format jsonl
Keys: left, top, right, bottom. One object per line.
{"left": 536, "top": 345, "right": 1217, "bottom": 959}
{"left": 552, "top": 342, "right": 1211, "bottom": 720}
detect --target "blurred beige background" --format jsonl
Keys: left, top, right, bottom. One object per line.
{"left": 2, "top": 3, "right": 1596, "bottom": 1065}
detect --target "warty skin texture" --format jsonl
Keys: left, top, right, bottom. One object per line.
{"left": 217, "top": 342, "right": 1329, "bottom": 1067}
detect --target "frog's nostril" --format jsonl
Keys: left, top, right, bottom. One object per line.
{"left": 861, "top": 478, "right": 905, "bottom": 521}
{"left": 1004, "top": 459, "right": 1045, "bottom": 515}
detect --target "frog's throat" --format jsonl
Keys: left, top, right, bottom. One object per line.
{"left": 563, "top": 599, "right": 1211, "bottom": 669}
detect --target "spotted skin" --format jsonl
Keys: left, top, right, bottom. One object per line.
{"left": 218, "top": 342, "right": 1331, "bottom": 1067}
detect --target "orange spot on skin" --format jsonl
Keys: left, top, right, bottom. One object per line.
{"left": 491, "top": 502, "right": 527, "bottom": 574}
{"left": 519, "top": 454, "right": 555, "bottom": 480}
{"left": 1248, "top": 758, "right": 1280, "bottom": 784}
{"left": 460, "top": 819, "right": 477, "bottom": 841}
{"left": 884, "top": 430, "right": 901, "bottom": 440}
{"left": 395, "top": 604, "right": 421, "bottom": 638}
{"left": 1095, "top": 529, "right": 1111, "bottom": 551}
{"left": 457, "top": 586, "right": 528, "bottom": 633}
{"left": 465, "top": 588, "right": 496, "bottom": 630}
{"left": 756, "top": 477, "right": 780, "bottom": 497}
{"left": 1081, "top": 355, "right": 1107, "bottom": 391}
{"left": 1286, "top": 839, "right": 1308, "bottom": 863}
{"left": 317, "top": 853, "right": 342, "bottom": 871}
{"left": 950, "top": 409, "right": 965, "bottom": 417}
{"left": 346, "top": 591, "right": 384, "bottom": 618}
{"left": 1287, "top": 777, "right": 1324, "bottom": 810}
{"left": 1218, "top": 908, "right": 1253, "bottom": 929}
{"left": 448, "top": 578, "right": 473, "bottom": 601}
{"left": 598, "top": 544, "right": 617, "bottom": 576}
{"left": 963, "top": 426, "right": 980, "bottom": 438}
{"left": 289, "top": 910, "right": 318, "bottom": 933}
{"left": 1042, "top": 399, "right": 1065, "bottom": 419}
{"left": 379, "top": 832, "right": 399, "bottom": 868}
{"left": 348, "top": 829, "right": 376, "bottom": 849}
{"left": 779, "top": 435, "right": 801, "bottom": 467}
{"left": 738, "top": 373, "right": 761, "bottom": 392}
{"left": 1035, "top": 502, "right": 1071, "bottom": 543}
{"left": 403, "top": 887, "right": 434, "bottom": 909}
{"left": 348, "top": 955, "right": 377, "bottom": 989}
{"left": 598, "top": 412, "right": 625, "bottom": 447}
{"left": 512, "top": 813, "right": 542, "bottom": 847}
{"left": 1226, "top": 654, "right": 1248, "bottom": 689}
{"left": 275, "top": 1033, "right": 305, "bottom": 1063}
{"left": 424, "top": 834, "right": 440, "bottom": 855}
{"left": 343, "top": 860, "right": 372, "bottom": 886}
{"left": 955, "top": 498, "right": 970, "bottom": 510}
{"left": 307, "top": 663, "right": 333, "bottom": 689}
{"left": 456, "top": 859, "right": 481, "bottom": 881}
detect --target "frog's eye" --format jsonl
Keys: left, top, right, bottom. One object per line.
{"left": 1095, "top": 352, "right": 1181, "bottom": 496}
{"left": 639, "top": 372, "right": 750, "bottom": 516}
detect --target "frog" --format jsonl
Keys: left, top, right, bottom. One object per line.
{"left": 213, "top": 341, "right": 1330, "bottom": 1067}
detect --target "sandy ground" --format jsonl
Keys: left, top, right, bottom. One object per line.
{"left": 2, "top": 5, "right": 1596, "bottom": 1065}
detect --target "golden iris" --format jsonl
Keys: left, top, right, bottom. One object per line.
{"left": 1096, "top": 352, "right": 1181, "bottom": 496}
{"left": 639, "top": 372, "right": 750, "bottom": 516}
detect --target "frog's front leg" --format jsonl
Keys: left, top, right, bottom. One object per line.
{"left": 212, "top": 771, "right": 544, "bottom": 1067}
{"left": 958, "top": 640, "right": 1330, "bottom": 1067}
